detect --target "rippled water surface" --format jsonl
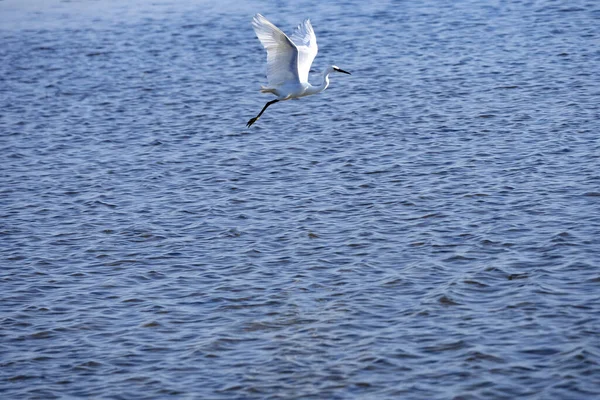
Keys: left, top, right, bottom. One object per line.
{"left": 1, "top": 0, "right": 600, "bottom": 398}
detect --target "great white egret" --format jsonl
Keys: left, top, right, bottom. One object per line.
{"left": 246, "top": 13, "right": 351, "bottom": 128}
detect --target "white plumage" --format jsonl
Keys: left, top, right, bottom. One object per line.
{"left": 247, "top": 14, "right": 351, "bottom": 128}
{"left": 252, "top": 14, "right": 317, "bottom": 86}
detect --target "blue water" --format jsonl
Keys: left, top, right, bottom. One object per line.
{"left": 1, "top": 0, "right": 599, "bottom": 398}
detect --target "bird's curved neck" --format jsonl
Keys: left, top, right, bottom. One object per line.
{"left": 306, "top": 67, "right": 332, "bottom": 95}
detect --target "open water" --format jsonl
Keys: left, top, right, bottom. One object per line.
{"left": 1, "top": 0, "right": 599, "bottom": 398}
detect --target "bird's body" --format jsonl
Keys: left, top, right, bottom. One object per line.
{"left": 261, "top": 71, "right": 327, "bottom": 99}
{"left": 247, "top": 14, "right": 350, "bottom": 128}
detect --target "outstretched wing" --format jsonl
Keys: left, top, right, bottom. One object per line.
{"left": 252, "top": 14, "right": 300, "bottom": 87}
{"left": 290, "top": 18, "right": 318, "bottom": 84}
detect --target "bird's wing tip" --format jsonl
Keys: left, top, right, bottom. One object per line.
{"left": 252, "top": 14, "right": 266, "bottom": 28}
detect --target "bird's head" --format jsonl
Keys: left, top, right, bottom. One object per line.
{"left": 331, "top": 65, "right": 351, "bottom": 75}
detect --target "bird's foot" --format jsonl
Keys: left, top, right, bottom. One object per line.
{"left": 246, "top": 117, "right": 259, "bottom": 128}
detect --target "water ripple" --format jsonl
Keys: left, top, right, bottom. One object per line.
{"left": 1, "top": 0, "right": 600, "bottom": 399}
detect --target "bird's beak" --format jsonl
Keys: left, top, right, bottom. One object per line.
{"left": 336, "top": 68, "right": 351, "bottom": 75}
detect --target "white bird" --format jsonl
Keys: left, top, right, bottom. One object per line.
{"left": 246, "top": 13, "right": 351, "bottom": 128}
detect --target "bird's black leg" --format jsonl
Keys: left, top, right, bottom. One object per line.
{"left": 247, "top": 99, "right": 279, "bottom": 128}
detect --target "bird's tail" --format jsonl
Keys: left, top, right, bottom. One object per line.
{"left": 260, "top": 86, "right": 277, "bottom": 94}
